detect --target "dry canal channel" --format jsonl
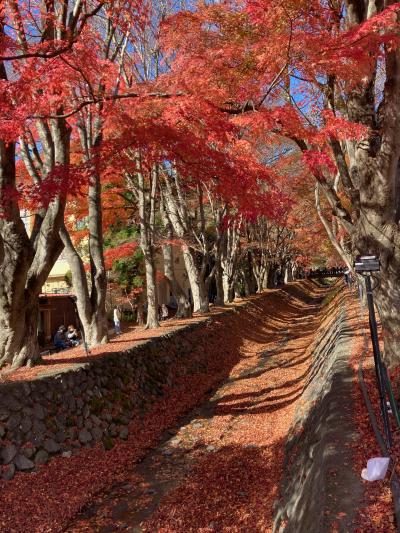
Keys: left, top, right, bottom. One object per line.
{"left": 0, "top": 281, "right": 366, "bottom": 532}
{"left": 64, "top": 281, "right": 361, "bottom": 533}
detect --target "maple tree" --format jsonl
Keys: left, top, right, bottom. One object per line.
{"left": 0, "top": 0, "right": 153, "bottom": 367}
{"left": 0, "top": 0, "right": 161, "bottom": 365}
{"left": 0, "top": 0, "right": 355, "bottom": 369}
{"left": 161, "top": 0, "right": 400, "bottom": 365}
{"left": 0, "top": 2, "right": 101, "bottom": 368}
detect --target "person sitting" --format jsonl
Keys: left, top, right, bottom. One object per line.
{"left": 54, "top": 325, "right": 68, "bottom": 351}
{"left": 66, "top": 325, "right": 80, "bottom": 347}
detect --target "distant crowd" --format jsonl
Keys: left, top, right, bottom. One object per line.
{"left": 307, "top": 267, "right": 346, "bottom": 279}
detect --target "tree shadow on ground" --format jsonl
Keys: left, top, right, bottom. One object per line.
{"left": 38, "top": 282, "right": 328, "bottom": 373}
{"left": 71, "top": 441, "right": 290, "bottom": 533}
{"left": 275, "top": 304, "right": 363, "bottom": 533}
{"left": 140, "top": 442, "right": 288, "bottom": 532}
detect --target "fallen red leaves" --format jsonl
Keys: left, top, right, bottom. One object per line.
{"left": 133, "top": 285, "right": 327, "bottom": 532}
{"left": 0, "top": 335, "right": 235, "bottom": 530}
{"left": 348, "top": 296, "right": 397, "bottom": 532}
{"left": 0, "top": 315, "right": 207, "bottom": 383}
{"left": 0, "top": 282, "right": 329, "bottom": 532}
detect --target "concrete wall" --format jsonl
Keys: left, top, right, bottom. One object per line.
{"left": 273, "top": 290, "right": 363, "bottom": 532}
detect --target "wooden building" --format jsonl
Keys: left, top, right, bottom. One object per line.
{"left": 38, "top": 294, "right": 78, "bottom": 346}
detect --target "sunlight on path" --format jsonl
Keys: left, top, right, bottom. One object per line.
{"left": 68, "top": 285, "right": 326, "bottom": 532}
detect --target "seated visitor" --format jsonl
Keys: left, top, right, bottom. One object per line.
{"left": 67, "top": 325, "right": 80, "bottom": 347}
{"left": 54, "top": 325, "right": 68, "bottom": 351}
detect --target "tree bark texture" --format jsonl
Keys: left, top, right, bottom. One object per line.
{"left": 0, "top": 114, "right": 68, "bottom": 367}
{"left": 310, "top": 1, "right": 400, "bottom": 366}
{"left": 160, "top": 200, "right": 192, "bottom": 318}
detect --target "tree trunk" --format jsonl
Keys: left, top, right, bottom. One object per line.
{"left": 182, "top": 248, "right": 209, "bottom": 313}
{"left": 0, "top": 121, "right": 68, "bottom": 367}
{"left": 198, "top": 277, "right": 210, "bottom": 313}
{"left": 160, "top": 171, "right": 210, "bottom": 313}
{"left": 253, "top": 266, "right": 264, "bottom": 293}
{"left": 143, "top": 250, "right": 159, "bottom": 328}
{"left": 283, "top": 262, "right": 293, "bottom": 284}
{"left": 0, "top": 289, "right": 40, "bottom": 368}
{"left": 222, "top": 272, "right": 230, "bottom": 302}
{"left": 87, "top": 169, "right": 108, "bottom": 344}
{"left": 160, "top": 203, "right": 192, "bottom": 318}
{"left": 137, "top": 164, "right": 159, "bottom": 329}
{"left": 60, "top": 218, "right": 108, "bottom": 349}
{"left": 64, "top": 116, "right": 109, "bottom": 348}
{"left": 221, "top": 219, "right": 242, "bottom": 302}
{"left": 241, "top": 270, "right": 251, "bottom": 296}
{"left": 162, "top": 243, "right": 191, "bottom": 318}
{"left": 228, "top": 284, "right": 235, "bottom": 303}
{"left": 214, "top": 262, "right": 225, "bottom": 306}
{"left": 234, "top": 284, "right": 241, "bottom": 299}
{"left": 137, "top": 293, "right": 145, "bottom": 325}
{"left": 262, "top": 264, "right": 270, "bottom": 289}
{"left": 267, "top": 265, "right": 278, "bottom": 288}
{"left": 81, "top": 312, "right": 108, "bottom": 347}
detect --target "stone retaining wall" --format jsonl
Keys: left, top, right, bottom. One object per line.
{"left": 273, "top": 290, "right": 362, "bottom": 532}
{"left": 0, "top": 316, "right": 222, "bottom": 481}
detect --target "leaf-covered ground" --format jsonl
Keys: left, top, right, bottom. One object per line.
{"left": 0, "top": 314, "right": 212, "bottom": 384}
{"left": 2, "top": 282, "right": 397, "bottom": 532}
{"left": 347, "top": 295, "right": 398, "bottom": 532}
{"left": 0, "top": 282, "right": 325, "bottom": 532}
{"left": 66, "top": 282, "right": 328, "bottom": 532}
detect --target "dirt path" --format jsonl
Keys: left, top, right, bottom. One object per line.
{"left": 67, "top": 284, "right": 328, "bottom": 532}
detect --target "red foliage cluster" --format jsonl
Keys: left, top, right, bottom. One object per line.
{"left": 104, "top": 241, "right": 138, "bottom": 270}
{"left": 160, "top": 0, "right": 400, "bottom": 228}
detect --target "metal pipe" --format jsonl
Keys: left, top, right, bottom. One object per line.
{"left": 381, "top": 363, "right": 400, "bottom": 429}
{"left": 358, "top": 329, "right": 400, "bottom": 531}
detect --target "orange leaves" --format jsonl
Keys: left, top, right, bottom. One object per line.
{"left": 162, "top": 3, "right": 287, "bottom": 105}
{"left": 347, "top": 301, "right": 397, "bottom": 532}
{"left": 317, "top": 110, "right": 369, "bottom": 143}
{"left": 104, "top": 242, "right": 138, "bottom": 270}
{"left": 102, "top": 93, "right": 283, "bottom": 218}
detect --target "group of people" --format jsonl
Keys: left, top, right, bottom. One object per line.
{"left": 53, "top": 325, "right": 80, "bottom": 351}
{"left": 308, "top": 267, "right": 346, "bottom": 278}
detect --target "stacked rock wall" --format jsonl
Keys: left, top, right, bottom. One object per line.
{"left": 0, "top": 318, "right": 215, "bottom": 481}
